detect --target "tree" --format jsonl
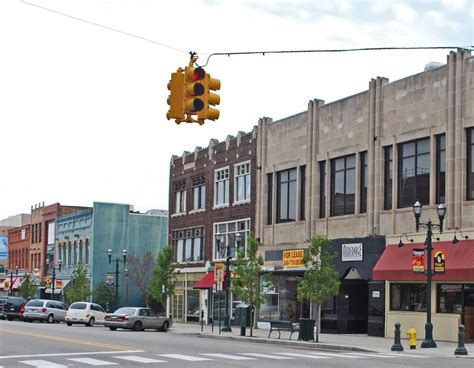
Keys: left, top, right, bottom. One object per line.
{"left": 127, "top": 251, "right": 156, "bottom": 306}
{"left": 149, "top": 245, "right": 177, "bottom": 311}
{"left": 18, "top": 274, "right": 37, "bottom": 300}
{"left": 93, "top": 281, "right": 117, "bottom": 312}
{"left": 232, "top": 232, "right": 271, "bottom": 336}
{"left": 65, "top": 263, "right": 92, "bottom": 304}
{"left": 297, "top": 236, "right": 340, "bottom": 342}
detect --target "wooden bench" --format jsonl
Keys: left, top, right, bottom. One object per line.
{"left": 268, "top": 320, "right": 299, "bottom": 340}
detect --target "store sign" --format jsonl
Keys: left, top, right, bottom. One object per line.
{"left": 214, "top": 263, "right": 224, "bottom": 282}
{"left": 412, "top": 249, "right": 425, "bottom": 273}
{"left": 341, "top": 243, "right": 363, "bottom": 261}
{"left": 283, "top": 249, "right": 305, "bottom": 268}
{"left": 106, "top": 273, "right": 115, "bottom": 286}
{"left": 434, "top": 249, "right": 446, "bottom": 273}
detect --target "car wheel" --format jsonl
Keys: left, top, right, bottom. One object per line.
{"left": 132, "top": 321, "right": 142, "bottom": 331}
{"left": 87, "top": 317, "right": 95, "bottom": 327}
{"left": 109, "top": 327, "right": 117, "bottom": 331}
{"left": 161, "top": 321, "right": 169, "bottom": 332}
{"left": 47, "top": 314, "right": 54, "bottom": 324}
{"left": 67, "top": 322, "right": 72, "bottom": 326}
{"left": 7, "top": 316, "right": 13, "bottom": 321}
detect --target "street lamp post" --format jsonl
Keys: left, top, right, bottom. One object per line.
{"left": 50, "top": 260, "right": 62, "bottom": 301}
{"left": 107, "top": 249, "right": 127, "bottom": 310}
{"left": 413, "top": 200, "right": 446, "bottom": 349}
{"left": 124, "top": 268, "right": 129, "bottom": 307}
{"left": 9, "top": 266, "right": 19, "bottom": 296}
{"left": 219, "top": 232, "right": 242, "bottom": 332}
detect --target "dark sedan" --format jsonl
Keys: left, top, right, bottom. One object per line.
{"left": 103, "top": 307, "right": 171, "bottom": 332}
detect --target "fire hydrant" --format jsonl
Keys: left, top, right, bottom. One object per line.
{"left": 407, "top": 328, "right": 417, "bottom": 349}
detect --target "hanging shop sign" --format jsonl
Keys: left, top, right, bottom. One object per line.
{"left": 214, "top": 263, "right": 224, "bottom": 282}
{"left": 283, "top": 249, "right": 305, "bottom": 268}
{"left": 341, "top": 243, "right": 363, "bottom": 261}
{"left": 434, "top": 249, "right": 446, "bottom": 273}
{"left": 412, "top": 248, "right": 425, "bottom": 273}
{"left": 106, "top": 273, "right": 115, "bottom": 286}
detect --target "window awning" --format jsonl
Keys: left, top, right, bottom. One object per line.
{"left": 193, "top": 272, "right": 228, "bottom": 289}
{"left": 373, "top": 240, "right": 474, "bottom": 281}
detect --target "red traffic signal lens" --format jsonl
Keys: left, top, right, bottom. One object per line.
{"left": 194, "top": 67, "right": 205, "bottom": 81}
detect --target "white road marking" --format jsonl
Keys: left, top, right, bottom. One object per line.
{"left": 158, "top": 354, "right": 211, "bottom": 361}
{"left": 0, "top": 350, "right": 142, "bottom": 360}
{"left": 345, "top": 352, "right": 396, "bottom": 358}
{"left": 276, "top": 352, "right": 330, "bottom": 359}
{"left": 241, "top": 353, "right": 295, "bottom": 359}
{"left": 381, "top": 353, "right": 429, "bottom": 358}
{"left": 115, "top": 356, "right": 167, "bottom": 363}
{"left": 68, "top": 357, "right": 118, "bottom": 365}
{"left": 202, "top": 353, "right": 255, "bottom": 360}
{"left": 19, "top": 360, "right": 68, "bottom": 368}
{"left": 308, "top": 352, "right": 364, "bottom": 358}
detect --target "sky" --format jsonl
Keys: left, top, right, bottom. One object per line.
{"left": 0, "top": 0, "right": 472, "bottom": 220}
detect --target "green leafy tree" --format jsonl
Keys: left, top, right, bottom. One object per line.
{"left": 93, "top": 281, "right": 117, "bottom": 312}
{"left": 18, "top": 274, "right": 37, "bottom": 300}
{"left": 149, "top": 245, "right": 177, "bottom": 310}
{"left": 232, "top": 232, "right": 271, "bottom": 335}
{"left": 297, "top": 236, "right": 340, "bottom": 342}
{"left": 127, "top": 251, "right": 155, "bottom": 306}
{"left": 65, "top": 263, "right": 92, "bottom": 304}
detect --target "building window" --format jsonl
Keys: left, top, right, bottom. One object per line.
{"left": 173, "top": 227, "right": 204, "bottom": 263}
{"left": 437, "top": 284, "right": 463, "bottom": 313}
{"left": 277, "top": 168, "right": 297, "bottom": 223}
{"left": 360, "top": 151, "right": 368, "bottom": 213}
{"left": 330, "top": 155, "right": 355, "bottom": 216}
{"left": 79, "top": 241, "right": 83, "bottom": 264}
{"left": 214, "top": 218, "right": 250, "bottom": 260}
{"left": 436, "top": 134, "right": 446, "bottom": 204}
{"left": 299, "top": 165, "right": 306, "bottom": 221}
{"left": 390, "top": 283, "right": 426, "bottom": 312}
{"left": 192, "top": 175, "right": 206, "bottom": 210}
{"left": 398, "top": 138, "right": 430, "bottom": 208}
{"left": 384, "top": 146, "right": 393, "bottom": 210}
{"left": 319, "top": 161, "right": 326, "bottom": 218}
{"left": 174, "top": 180, "right": 186, "bottom": 214}
{"left": 467, "top": 129, "right": 474, "bottom": 200}
{"left": 214, "top": 167, "right": 230, "bottom": 206}
{"left": 85, "top": 240, "right": 89, "bottom": 265}
{"left": 267, "top": 173, "right": 273, "bottom": 225}
{"left": 235, "top": 162, "right": 251, "bottom": 203}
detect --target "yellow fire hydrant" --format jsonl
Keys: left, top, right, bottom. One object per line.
{"left": 407, "top": 328, "right": 417, "bottom": 349}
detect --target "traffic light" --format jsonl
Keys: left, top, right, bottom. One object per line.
{"left": 184, "top": 66, "right": 205, "bottom": 115}
{"left": 166, "top": 69, "right": 185, "bottom": 121}
{"left": 199, "top": 72, "right": 221, "bottom": 121}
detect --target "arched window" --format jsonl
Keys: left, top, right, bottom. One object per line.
{"left": 79, "top": 240, "right": 83, "bottom": 264}
{"left": 68, "top": 242, "right": 72, "bottom": 266}
{"left": 85, "top": 239, "right": 89, "bottom": 265}
{"left": 73, "top": 241, "right": 78, "bottom": 265}
{"left": 62, "top": 243, "right": 66, "bottom": 268}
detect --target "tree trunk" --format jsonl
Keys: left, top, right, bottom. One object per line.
{"left": 316, "top": 303, "right": 321, "bottom": 343}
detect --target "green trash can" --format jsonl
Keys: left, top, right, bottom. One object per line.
{"left": 298, "top": 318, "right": 315, "bottom": 341}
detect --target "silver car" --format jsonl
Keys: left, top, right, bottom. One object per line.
{"left": 103, "top": 307, "right": 171, "bottom": 332}
{"left": 23, "top": 299, "right": 68, "bottom": 323}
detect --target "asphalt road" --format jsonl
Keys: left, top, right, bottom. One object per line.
{"left": 0, "top": 319, "right": 472, "bottom": 368}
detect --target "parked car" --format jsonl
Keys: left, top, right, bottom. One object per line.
{"left": 66, "top": 302, "right": 106, "bottom": 327}
{"left": 3, "top": 297, "right": 28, "bottom": 321}
{"left": 23, "top": 299, "right": 68, "bottom": 323}
{"left": 0, "top": 296, "right": 9, "bottom": 319}
{"left": 104, "top": 307, "right": 171, "bottom": 332}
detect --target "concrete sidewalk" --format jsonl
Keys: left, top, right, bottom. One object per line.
{"left": 170, "top": 321, "right": 473, "bottom": 358}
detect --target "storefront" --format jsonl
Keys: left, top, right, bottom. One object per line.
{"left": 172, "top": 270, "right": 206, "bottom": 323}
{"left": 373, "top": 239, "right": 474, "bottom": 342}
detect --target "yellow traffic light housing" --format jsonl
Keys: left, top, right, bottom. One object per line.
{"left": 184, "top": 66, "right": 205, "bottom": 115}
{"left": 166, "top": 69, "right": 185, "bottom": 121}
{"left": 199, "top": 73, "right": 221, "bottom": 121}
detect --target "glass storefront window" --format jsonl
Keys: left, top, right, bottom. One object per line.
{"left": 260, "top": 279, "right": 278, "bottom": 321}
{"left": 187, "top": 289, "right": 200, "bottom": 320}
{"left": 437, "top": 284, "right": 463, "bottom": 313}
{"left": 390, "top": 283, "right": 427, "bottom": 312}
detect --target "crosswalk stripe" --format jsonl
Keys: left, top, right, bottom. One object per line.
{"left": 68, "top": 357, "right": 118, "bottom": 365}
{"left": 345, "top": 352, "right": 395, "bottom": 358}
{"left": 19, "top": 360, "right": 68, "bottom": 368}
{"left": 158, "top": 354, "right": 211, "bottom": 361}
{"left": 276, "top": 353, "right": 330, "bottom": 359}
{"left": 202, "top": 353, "right": 255, "bottom": 360}
{"left": 381, "top": 353, "right": 429, "bottom": 358}
{"left": 241, "top": 353, "right": 295, "bottom": 359}
{"left": 308, "top": 352, "right": 364, "bottom": 359}
{"left": 115, "top": 356, "right": 166, "bottom": 363}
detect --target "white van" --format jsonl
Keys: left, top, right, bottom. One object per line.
{"left": 65, "top": 302, "right": 106, "bottom": 327}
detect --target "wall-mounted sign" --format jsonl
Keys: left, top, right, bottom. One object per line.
{"left": 434, "top": 249, "right": 445, "bottom": 273}
{"left": 0, "top": 236, "right": 8, "bottom": 260}
{"left": 214, "top": 263, "right": 224, "bottom": 282}
{"left": 283, "top": 249, "right": 305, "bottom": 268}
{"left": 412, "top": 249, "right": 425, "bottom": 273}
{"left": 372, "top": 291, "right": 381, "bottom": 298}
{"left": 341, "top": 243, "right": 363, "bottom": 261}
{"left": 106, "top": 273, "right": 115, "bottom": 286}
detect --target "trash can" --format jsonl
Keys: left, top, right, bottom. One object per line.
{"left": 298, "top": 318, "right": 315, "bottom": 341}
{"left": 235, "top": 303, "right": 251, "bottom": 336}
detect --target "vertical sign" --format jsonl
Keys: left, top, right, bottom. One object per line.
{"left": 412, "top": 249, "right": 425, "bottom": 273}
{"left": 106, "top": 273, "right": 115, "bottom": 286}
{"left": 214, "top": 263, "right": 224, "bottom": 281}
{"left": 434, "top": 249, "right": 445, "bottom": 273}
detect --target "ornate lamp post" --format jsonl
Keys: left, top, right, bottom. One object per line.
{"left": 49, "top": 260, "right": 62, "bottom": 300}
{"left": 107, "top": 249, "right": 127, "bottom": 310}
{"left": 124, "top": 268, "right": 129, "bottom": 307}
{"left": 9, "top": 266, "right": 19, "bottom": 296}
{"left": 413, "top": 200, "right": 446, "bottom": 348}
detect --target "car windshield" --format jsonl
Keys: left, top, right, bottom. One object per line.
{"left": 70, "top": 303, "right": 87, "bottom": 310}
{"left": 26, "top": 300, "right": 44, "bottom": 307}
{"left": 114, "top": 307, "right": 136, "bottom": 315}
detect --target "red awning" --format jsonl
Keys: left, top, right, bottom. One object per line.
{"left": 373, "top": 240, "right": 474, "bottom": 281}
{"left": 193, "top": 272, "right": 228, "bottom": 289}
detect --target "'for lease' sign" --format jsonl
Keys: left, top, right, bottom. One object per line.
{"left": 283, "top": 249, "right": 305, "bottom": 268}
